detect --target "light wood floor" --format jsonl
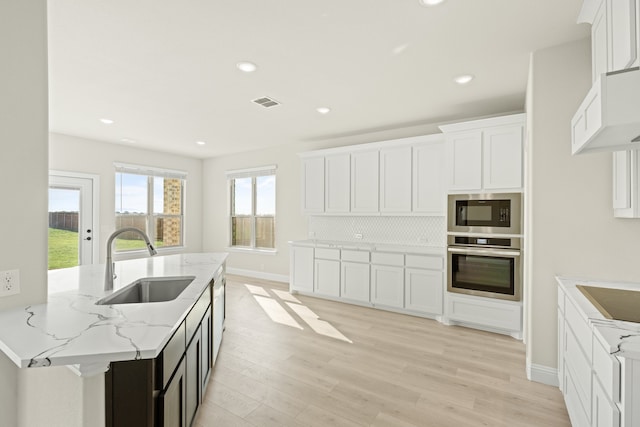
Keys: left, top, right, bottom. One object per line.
{"left": 194, "top": 275, "right": 570, "bottom": 427}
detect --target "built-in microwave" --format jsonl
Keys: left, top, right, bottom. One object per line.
{"left": 447, "top": 193, "right": 522, "bottom": 235}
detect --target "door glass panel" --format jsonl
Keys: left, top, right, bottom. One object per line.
{"left": 48, "top": 188, "right": 80, "bottom": 270}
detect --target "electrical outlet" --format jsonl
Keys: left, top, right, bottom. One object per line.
{"left": 0, "top": 269, "right": 20, "bottom": 297}
{"left": 355, "top": 233, "right": 363, "bottom": 240}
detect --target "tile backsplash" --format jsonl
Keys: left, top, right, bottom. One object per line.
{"left": 307, "top": 216, "right": 445, "bottom": 247}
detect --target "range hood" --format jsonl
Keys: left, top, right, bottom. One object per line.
{"left": 571, "top": 67, "right": 640, "bottom": 155}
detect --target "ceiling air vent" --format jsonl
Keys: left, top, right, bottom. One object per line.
{"left": 252, "top": 96, "right": 281, "bottom": 108}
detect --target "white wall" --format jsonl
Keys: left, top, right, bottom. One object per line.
{"left": 526, "top": 38, "right": 640, "bottom": 374}
{"left": 0, "top": 1, "right": 48, "bottom": 425}
{"left": 49, "top": 133, "right": 204, "bottom": 261}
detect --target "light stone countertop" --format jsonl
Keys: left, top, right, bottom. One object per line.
{"left": 556, "top": 276, "right": 640, "bottom": 360}
{"left": 0, "top": 252, "right": 227, "bottom": 376}
{"left": 289, "top": 239, "right": 445, "bottom": 256}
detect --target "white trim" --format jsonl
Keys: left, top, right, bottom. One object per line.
{"left": 438, "top": 112, "right": 526, "bottom": 133}
{"left": 225, "top": 164, "right": 277, "bottom": 179}
{"left": 49, "top": 170, "right": 101, "bottom": 265}
{"left": 114, "top": 162, "right": 187, "bottom": 179}
{"left": 526, "top": 360, "right": 559, "bottom": 387}
{"left": 298, "top": 133, "right": 445, "bottom": 158}
{"left": 226, "top": 267, "right": 289, "bottom": 283}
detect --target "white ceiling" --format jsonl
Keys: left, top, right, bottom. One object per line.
{"left": 47, "top": 0, "right": 589, "bottom": 159}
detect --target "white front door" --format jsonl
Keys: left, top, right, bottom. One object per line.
{"left": 48, "top": 173, "right": 97, "bottom": 269}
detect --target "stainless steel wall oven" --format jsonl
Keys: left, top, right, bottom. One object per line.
{"left": 447, "top": 235, "right": 522, "bottom": 301}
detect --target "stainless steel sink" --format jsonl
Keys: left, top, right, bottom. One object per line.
{"left": 96, "top": 276, "right": 195, "bottom": 305}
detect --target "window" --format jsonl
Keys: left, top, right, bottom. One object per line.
{"left": 227, "top": 165, "right": 276, "bottom": 250}
{"left": 114, "top": 163, "right": 186, "bottom": 252}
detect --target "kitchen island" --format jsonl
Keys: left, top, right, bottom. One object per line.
{"left": 557, "top": 276, "right": 640, "bottom": 427}
{"left": 0, "top": 252, "right": 227, "bottom": 427}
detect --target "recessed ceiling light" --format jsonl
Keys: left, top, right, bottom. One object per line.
{"left": 100, "top": 118, "right": 114, "bottom": 124}
{"left": 120, "top": 138, "right": 136, "bottom": 143}
{"left": 236, "top": 61, "right": 257, "bottom": 73}
{"left": 419, "top": 0, "right": 445, "bottom": 6}
{"left": 316, "top": 107, "right": 331, "bottom": 115}
{"left": 195, "top": 141, "right": 206, "bottom": 146}
{"left": 454, "top": 74, "right": 474, "bottom": 85}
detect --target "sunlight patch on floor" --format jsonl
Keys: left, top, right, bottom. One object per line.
{"left": 286, "top": 302, "right": 353, "bottom": 343}
{"left": 246, "top": 285, "right": 352, "bottom": 343}
{"left": 253, "top": 295, "right": 304, "bottom": 330}
{"left": 244, "top": 284, "right": 270, "bottom": 296}
{"left": 272, "top": 289, "right": 301, "bottom": 303}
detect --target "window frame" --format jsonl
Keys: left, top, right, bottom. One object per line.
{"left": 114, "top": 163, "right": 187, "bottom": 257}
{"left": 227, "top": 165, "right": 277, "bottom": 253}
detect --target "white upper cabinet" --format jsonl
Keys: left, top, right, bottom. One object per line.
{"left": 299, "top": 134, "right": 445, "bottom": 215}
{"left": 483, "top": 125, "right": 524, "bottom": 190}
{"left": 573, "top": 0, "right": 640, "bottom": 155}
{"left": 592, "top": 0, "right": 609, "bottom": 82}
{"left": 445, "top": 131, "right": 483, "bottom": 191}
{"left": 607, "top": 0, "right": 637, "bottom": 72}
{"left": 325, "top": 153, "right": 350, "bottom": 213}
{"left": 440, "top": 114, "right": 525, "bottom": 193}
{"left": 412, "top": 140, "right": 445, "bottom": 215}
{"left": 351, "top": 150, "right": 379, "bottom": 213}
{"left": 380, "top": 146, "right": 413, "bottom": 213}
{"left": 301, "top": 157, "right": 324, "bottom": 213}
{"left": 612, "top": 149, "right": 640, "bottom": 217}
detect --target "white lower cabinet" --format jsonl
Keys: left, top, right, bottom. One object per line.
{"left": 371, "top": 264, "right": 404, "bottom": 308}
{"left": 558, "top": 280, "right": 640, "bottom": 427}
{"left": 314, "top": 258, "right": 340, "bottom": 297}
{"left": 290, "top": 242, "right": 444, "bottom": 319}
{"left": 446, "top": 293, "right": 522, "bottom": 337}
{"left": 341, "top": 261, "right": 370, "bottom": 303}
{"left": 404, "top": 268, "right": 442, "bottom": 315}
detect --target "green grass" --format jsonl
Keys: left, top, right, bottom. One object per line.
{"left": 48, "top": 228, "right": 79, "bottom": 270}
{"left": 48, "top": 228, "right": 164, "bottom": 270}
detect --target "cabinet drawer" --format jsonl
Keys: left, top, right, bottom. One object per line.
{"left": 159, "top": 321, "right": 186, "bottom": 389}
{"left": 593, "top": 335, "right": 621, "bottom": 403}
{"left": 341, "top": 250, "right": 369, "bottom": 263}
{"left": 564, "top": 366, "right": 591, "bottom": 427}
{"left": 447, "top": 295, "right": 521, "bottom": 332}
{"left": 593, "top": 375, "right": 621, "bottom": 427}
{"left": 186, "top": 285, "right": 211, "bottom": 343}
{"left": 405, "top": 254, "right": 442, "bottom": 270}
{"left": 565, "top": 298, "right": 592, "bottom": 361}
{"left": 315, "top": 248, "right": 340, "bottom": 260}
{"left": 371, "top": 252, "right": 404, "bottom": 266}
{"left": 565, "top": 324, "right": 592, "bottom": 417}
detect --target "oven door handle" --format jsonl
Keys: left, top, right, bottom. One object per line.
{"left": 447, "top": 246, "right": 521, "bottom": 257}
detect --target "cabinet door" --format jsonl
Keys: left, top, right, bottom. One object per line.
{"left": 379, "top": 146, "right": 412, "bottom": 212}
{"left": 446, "top": 131, "right": 482, "bottom": 191}
{"left": 314, "top": 259, "right": 340, "bottom": 297}
{"left": 608, "top": 0, "right": 637, "bottom": 72}
{"left": 201, "top": 307, "right": 212, "bottom": 389}
{"left": 592, "top": 377, "right": 621, "bottom": 427}
{"left": 301, "top": 157, "right": 325, "bottom": 213}
{"left": 341, "top": 262, "right": 370, "bottom": 303}
{"left": 351, "top": 150, "right": 379, "bottom": 213}
{"left": 160, "top": 357, "right": 186, "bottom": 427}
{"left": 412, "top": 142, "right": 445, "bottom": 214}
{"left": 404, "top": 268, "right": 443, "bottom": 315}
{"left": 482, "top": 125, "right": 523, "bottom": 190}
{"left": 592, "top": 0, "right": 608, "bottom": 81}
{"left": 290, "top": 246, "right": 314, "bottom": 293}
{"left": 371, "top": 265, "right": 404, "bottom": 308}
{"left": 325, "top": 153, "right": 351, "bottom": 213}
{"left": 613, "top": 151, "right": 631, "bottom": 210}
{"left": 186, "top": 326, "right": 202, "bottom": 427}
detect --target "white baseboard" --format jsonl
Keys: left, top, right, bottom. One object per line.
{"left": 226, "top": 268, "right": 289, "bottom": 284}
{"left": 527, "top": 360, "right": 559, "bottom": 387}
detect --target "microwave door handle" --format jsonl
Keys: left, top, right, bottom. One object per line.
{"left": 447, "top": 247, "right": 521, "bottom": 257}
